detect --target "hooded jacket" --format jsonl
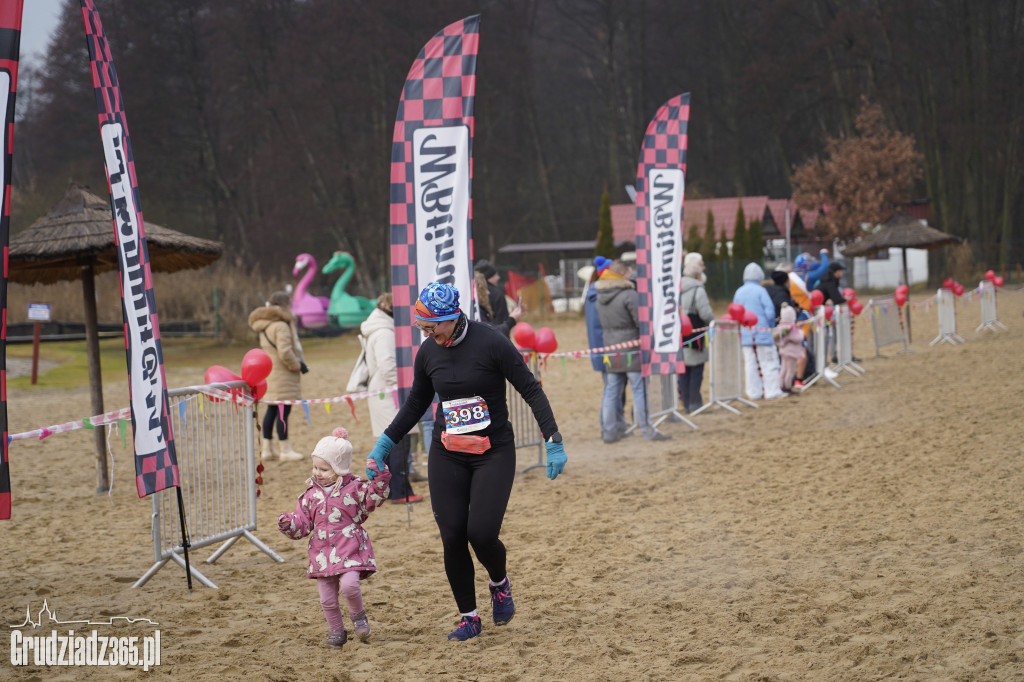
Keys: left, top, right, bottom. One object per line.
{"left": 359, "top": 307, "right": 401, "bottom": 435}
{"left": 815, "top": 263, "right": 847, "bottom": 306}
{"left": 680, "top": 274, "right": 713, "bottom": 366}
{"left": 248, "top": 304, "right": 304, "bottom": 401}
{"left": 584, "top": 281, "right": 605, "bottom": 372}
{"left": 732, "top": 263, "right": 775, "bottom": 346}
{"left": 594, "top": 274, "right": 641, "bottom": 373}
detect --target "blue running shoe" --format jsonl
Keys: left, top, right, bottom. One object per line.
{"left": 489, "top": 577, "right": 515, "bottom": 625}
{"left": 447, "top": 615, "right": 482, "bottom": 641}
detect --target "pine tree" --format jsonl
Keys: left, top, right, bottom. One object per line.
{"left": 686, "top": 223, "right": 703, "bottom": 258}
{"left": 701, "top": 209, "right": 718, "bottom": 263}
{"left": 594, "top": 187, "right": 616, "bottom": 259}
{"left": 748, "top": 218, "right": 764, "bottom": 263}
{"left": 732, "top": 204, "right": 748, "bottom": 261}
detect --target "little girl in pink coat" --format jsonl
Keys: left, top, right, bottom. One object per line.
{"left": 278, "top": 426, "right": 391, "bottom": 649}
{"left": 774, "top": 304, "right": 807, "bottom": 393}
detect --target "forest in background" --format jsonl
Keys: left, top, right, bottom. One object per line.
{"left": 10, "top": 0, "right": 1023, "bottom": 297}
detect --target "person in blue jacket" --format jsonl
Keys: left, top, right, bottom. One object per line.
{"left": 732, "top": 263, "right": 785, "bottom": 400}
{"left": 585, "top": 257, "right": 627, "bottom": 440}
{"left": 794, "top": 249, "right": 830, "bottom": 291}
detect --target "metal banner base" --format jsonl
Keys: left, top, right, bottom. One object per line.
{"left": 690, "top": 396, "right": 758, "bottom": 416}
{"left": 652, "top": 374, "right": 697, "bottom": 430}
{"left": 134, "top": 530, "right": 284, "bottom": 589}
{"left": 976, "top": 320, "right": 1007, "bottom": 333}
{"left": 801, "top": 367, "right": 842, "bottom": 390}
{"left": 929, "top": 332, "right": 965, "bottom": 346}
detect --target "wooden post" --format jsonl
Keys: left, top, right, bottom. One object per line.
{"left": 30, "top": 322, "right": 41, "bottom": 385}
{"left": 81, "top": 260, "right": 109, "bottom": 493}
{"left": 902, "top": 248, "right": 912, "bottom": 343}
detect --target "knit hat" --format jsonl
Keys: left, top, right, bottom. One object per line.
{"left": 770, "top": 269, "right": 789, "bottom": 286}
{"left": 311, "top": 427, "right": 354, "bottom": 476}
{"left": 793, "top": 253, "right": 811, "bottom": 273}
{"left": 743, "top": 262, "right": 766, "bottom": 282}
{"left": 828, "top": 260, "right": 846, "bottom": 273}
{"left": 414, "top": 282, "right": 462, "bottom": 321}
{"left": 474, "top": 259, "right": 498, "bottom": 280}
{"left": 683, "top": 252, "right": 704, "bottom": 271}
{"left": 593, "top": 256, "right": 613, "bottom": 275}
{"left": 780, "top": 304, "right": 796, "bottom": 324}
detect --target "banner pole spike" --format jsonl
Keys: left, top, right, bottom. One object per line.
{"left": 175, "top": 487, "right": 193, "bottom": 591}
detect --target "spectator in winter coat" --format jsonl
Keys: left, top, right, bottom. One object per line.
{"left": 794, "top": 249, "right": 831, "bottom": 291}
{"left": 678, "top": 253, "right": 714, "bottom": 413}
{"left": 764, "top": 269, "right": 799, "bottom": 323}
{"left": 594, "top": 260, "right": 670, "bottom": 442}
{"left": 584, "top": 257, "right": 627, "bottom": 436}
{"left": 815, "top": 261, "right": 848, "bottom": 364}
{"left": 732, "top": 263, "right": 785, "bottom": 400}
{"left": 474, "top": 259, "right": 523, "bottom": 337}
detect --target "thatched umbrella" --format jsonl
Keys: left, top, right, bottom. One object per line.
{"left": 841, "top": 212, "right": 962, "bottom": 342}
{"left": 8, "top": 182, "right": 223, "bottom": 492}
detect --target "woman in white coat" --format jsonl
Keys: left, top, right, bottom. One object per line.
{"left": 359, "top": 293, "right": 421, "bottom": 502}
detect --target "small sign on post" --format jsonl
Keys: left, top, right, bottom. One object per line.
{"left": 27, "top": 304, "right": 51, "bottom": 385}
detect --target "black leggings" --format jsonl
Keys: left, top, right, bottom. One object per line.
{"left": 262, "top": 405, "right": 292, "bottom": 440}
{"left": 427, "top": 440, "right": 516, "bottom": 614}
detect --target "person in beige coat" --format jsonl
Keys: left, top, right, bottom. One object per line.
{"left": 248, "top": 291, "right": 307, "bottom": 461}
{"left": 359, "top": 293, "right": 421, "bottom": 502}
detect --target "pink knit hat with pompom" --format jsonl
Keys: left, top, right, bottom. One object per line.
{"left": 311, "top": 427, "right": 353, "bottom": 476}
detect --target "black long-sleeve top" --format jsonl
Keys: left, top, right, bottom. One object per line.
{"left": 384, "top": 321, "right": 558, "bottom": 448}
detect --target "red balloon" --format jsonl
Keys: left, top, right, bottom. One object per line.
{"left": 810, "top": 290, "right": 825, "bottom": 308}
{"left": 251, "top": 380, "right": 268, "bottom": 401}
{"left": 985, "top": 269, "right": 996, "bottom": 281}
{"left": 953, "top": 282, "right": 965, "bottom": 296}
{"left": 942, "top": 277, "right": 954, "bottom": 289}
{"left": 205, "top": 365, "right": 242, "bottom": 385}
{"left": 241, "top": 348, "right": 273, "bottom": 385}
{"left": 535, "top": 327, "right": 558, "bottom": 354}
{"left": 680, "top": 315, "right": 693, "bottom": 337}
{"left": 727, "top": 302, "right": 746, "bottom": 322}
{"left": 512, "top": 322, "right": 536, "bottom": 349}
{"left": 894, "top": 293, "right": 907, "bottom": 307}
{"left": 842, "top": 287, "right": 857, "bottom": 300}
{"left": 742, "top": 310, "right": 759, "bottom": 328}
{"left": 849, "top": 299, "right": 864, "bottom": 316}
{"left": 895, "top": 284, "right": 909, "bottom": 295}
{"left": 993, "top": 276, "right": 1005, "bottom": 287}
{"left": 720, "top": 313, "right": 735, "bottom": 322}
{"left": 823, "top": 305, "right": 834, "bottom": 321}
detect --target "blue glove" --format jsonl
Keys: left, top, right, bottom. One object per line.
{"left": 545, "top": 441, "right": 567, "bottom": 480}
{"left": 366, "top": 433, "right": 395, "bottom": 480}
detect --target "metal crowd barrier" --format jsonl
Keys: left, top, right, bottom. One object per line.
{"left": 691, "top": 319, "right": 756, "bottom": 415}
{"left": 833, "top": 304, "right": 864, "bottom": 377}
{"left": 134, "top": 381, "right": 283, "bottom": 589}
{"left": 512, "top": 354, "right": 547, "bottom": 474}
{"left": 930, "top": 288, "right": 965, "bottom": 346}
{"left": 868, "top": 295, "right": 910, "bottom": 356}
{"left": 802, "top": 307, "right": 841, "bottom": 390}
{"left": 975, "top": 281, "right": 1006, "bottom": 333}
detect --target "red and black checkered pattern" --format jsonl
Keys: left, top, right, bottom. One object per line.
{"left": 390, "top": 15, "right": 479, "bottom": 397}
{"left": 81, "top": 0, "right": 178, "bottom": 498}
{"left": 634, "top": 93, "right": 690, "bottom": 377}
{"left": 0, "top": 0, "right": 23, "bottom": 520}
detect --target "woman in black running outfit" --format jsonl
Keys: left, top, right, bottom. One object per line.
{"left": 366, "top": 282, "right": 567, "bottom": 642}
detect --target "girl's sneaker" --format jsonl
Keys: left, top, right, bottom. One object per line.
{"left": 447, "top": 615, "right": 482, "bottom": 641}
{"left": 489, "top": 577, "right": 515, "bottom": 625}
{"left": 326, "top": 629, "right": 347, "bottom": 649}
{"left": 352, "top": 611, "right": 371, "bottom": 641}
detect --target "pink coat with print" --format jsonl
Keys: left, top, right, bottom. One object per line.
{"left": 775, "top": 323, "right": 806, "bottom": 361}
{"left": 278, "top": 462, "right": 391, "bottom": 579}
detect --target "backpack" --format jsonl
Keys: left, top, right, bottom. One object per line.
{"left": 345, "top": 335, "right": 370, "bottom": 393}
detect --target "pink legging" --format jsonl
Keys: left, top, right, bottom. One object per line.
{"left": 317, "top": 572, "right": 363, "bottom": 631}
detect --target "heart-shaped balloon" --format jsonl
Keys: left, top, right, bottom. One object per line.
{"left": 535, "top": 327, "right": 558, "bottom": 354}
{"left": 680, "top": 315, "right": 693, "bottom": 337}
{"left": 742, "top": 310, "right": 759, "bottom": 328}
{"left": 942, "top": 277, "right": 954, "bottom": 289}
{"left": 810, "top": 290, "right": 825, "bottom": 308}
{"left": 849, "top": 299, "right": 864, "bottom": 316}
{"left": 205, "top": 365, "right": 242, "bottom": 385}
{"left": 842, "top": 287, "right": 857, "bottom": 301}
{"left": 727, "top": 303, "right": 746, "bottom": 322}
{"left": 241, "top": 348, "right": 273, "bottom": 386}
{"left": 993, "top": 276, "right": 1004, "bottom": 287}
{"left": 512, "top": 322, "right": 536, "bottom": 349}
{"left": 824, "top": 305, "right": 834, "bottom": 321}
{"left": 985, "top": 269, "right": 996, "bottom": 281}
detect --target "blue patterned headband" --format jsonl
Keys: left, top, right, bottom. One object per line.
{"left": 414, "top": 282, "right": 462, "bottom": 321}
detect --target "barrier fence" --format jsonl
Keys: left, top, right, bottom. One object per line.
{"left": 802, "top": 307, "right": 840, "bottom": 390}
{"left": 834, "top": 304, "right": 864, "bottom": 377}
{"left": 512, "top": 354, "right": 547, "bottom": 474}
{"left": 975, "top": 281, "right": 1007, "bottom": 333}
{"left": 868, "top": 295, "right": 910, "bottom": 356}
{"left": 692, "top": 319, "right": 756, "bottom": 415}
{"left": 133, "top": 381, "right": 282, "bottom": 589}
{"left": 930, "top": 288, "right": 965, "bottom": 346}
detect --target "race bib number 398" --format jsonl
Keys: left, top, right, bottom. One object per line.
{"left": 443, "top": 396, "right": 491, "bottom": 434}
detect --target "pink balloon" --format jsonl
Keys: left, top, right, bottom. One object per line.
{"left": 993, "top": 276, "right": 1005, "bottom": 287}
{"left": 810, "top": 290, "right": 825, "bottom": 308}
{"left": 742, "top": 310, "right": 759, "bottom": 328}
{"left": 895, "top": 292, "right": 907, "bottom": 307}
{"left": 849, "top": 299, "right": 864, "bottom": 316}
{"left": 985, "top": 269, "right": 996, "bottom": 281}
{"left": 680, "top": 315, "right": 693, "bottom": 337}
{"left": 895, "top": 284, "right": 909, "bottom": 295}
{"left": 241, "top": 348, "right": 273, "bottom": 386}
{"left": 535, "top": 327, "right": 558, "bottom": 354}
{"left": 205, "top": 365, "right": 242, "bottom": 385}
{"left": 824, "top": 305, "right": 834, "bottom": 321}
{"left": 252, "top": 380, "right": 268, "bottom": 401}
{"left": 512, "top": 322, "right": 536, "bottom": 349}
{"left": 727, "top": 302, "right": 746, "bottom": 322}
{"left": 842, "top": 287, "right": 857, "bottom": 301}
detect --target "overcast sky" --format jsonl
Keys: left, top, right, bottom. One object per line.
{"left": 20, "top": 0, "right": 63, "bottom": 64}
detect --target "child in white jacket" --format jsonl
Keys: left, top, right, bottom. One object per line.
{"left": 774, "top": 304, "right": 806, "bottom": 393}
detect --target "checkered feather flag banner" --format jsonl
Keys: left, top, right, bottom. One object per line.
{"left": 80, "top": 0, "right": 179, "bottom": 497}
{"left": 390, "top": 15, "right": 480, "bottom": 398}
{"left": 634, "top": 93, "right": 690, "bottom": 377}
{"left": 0, "top": 0, "right": 23, "bottom": 520}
